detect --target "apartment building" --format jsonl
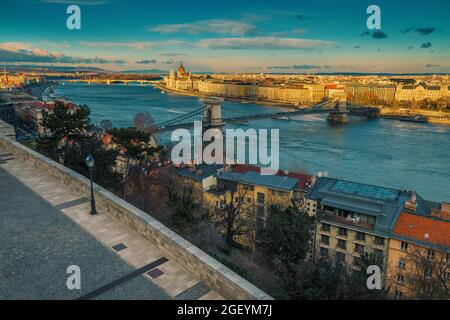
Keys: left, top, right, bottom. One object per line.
{"left": 14, "top": 100, "right": 77, "bottom": 135}
{"left": 175, "top": 164, "right": 314, "bottom": 247}
{"left": 345, "top": 83, "right": 397, "bottom": 104}
{"left": 306, "top": 178, "right": 431, "bottom": 270}
{"left": 388, "top": 203, "right": 450, "bottom": 299}
{"left": 395, "top": 83, "right": 449, "bottom": 102}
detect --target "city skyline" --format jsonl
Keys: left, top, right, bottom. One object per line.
{"left": 0, "top": 0, "right": 449, "bottom": 73}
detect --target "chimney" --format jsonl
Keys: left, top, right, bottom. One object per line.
{"left": 440, "top": 203, "right": 450, "bottom": 220}
{"left": 405, "top": 192, "right": 417, "bottom": 212}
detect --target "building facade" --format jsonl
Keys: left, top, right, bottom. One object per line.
{"left": 395, "top": 83, "right": 450, "bottom": 102}
{"left": 388, "top": 204, "right": 450, "bottom": 299}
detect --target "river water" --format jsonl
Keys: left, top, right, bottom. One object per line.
{"left": 55, "top": 83, "right": 450, "bottom": 202}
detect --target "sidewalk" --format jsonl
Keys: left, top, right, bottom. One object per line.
{"left": 0, "top": 148, "right": 223, "bottom": 300}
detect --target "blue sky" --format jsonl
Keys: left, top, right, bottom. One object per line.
{"left": 0, "top": 0, "right": 449, "bottom": 73}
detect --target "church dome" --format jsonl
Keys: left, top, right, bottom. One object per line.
{"left": 177, "top": 62, "right": 186, "bottom": 74}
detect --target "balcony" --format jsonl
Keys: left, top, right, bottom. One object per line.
{"left": 322, "top": 211, "right": 375, "bottom": 230}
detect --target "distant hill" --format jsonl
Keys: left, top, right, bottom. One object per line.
{"left": 120, "top": 69, "right": 168, "bottom": 74}
{"left": 5, "top": 65, "right": 109, "bottom": 73}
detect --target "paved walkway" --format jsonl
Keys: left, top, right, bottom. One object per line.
{"left": 0, "top": 149, "right": 223, "bottom": 300}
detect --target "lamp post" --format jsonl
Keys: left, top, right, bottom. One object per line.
{"left": 85, "top": 154, "right": 97, "bottom": 215}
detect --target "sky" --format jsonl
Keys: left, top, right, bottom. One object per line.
{"left": 0, "top": 0, "right": 449, "bottom": 73}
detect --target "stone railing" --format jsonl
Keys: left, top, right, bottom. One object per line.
{"left": 0, "top": 134, "right": 272, "bottom": 300}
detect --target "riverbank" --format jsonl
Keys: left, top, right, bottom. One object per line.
{"left": 154, "top": 82, "right": 303, "bottom": 110}
{"left": 380, "top": 107, "right": 450, "bottom": 126}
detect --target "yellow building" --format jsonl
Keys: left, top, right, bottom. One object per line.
{"left": 395, "top": 83, "right": 449, "bottom": 102}
{"left": 387, "top": 204, "right": 450, "bottom": 299}
{"left": 202, "top": 165, "right": 315, "bottom": 247}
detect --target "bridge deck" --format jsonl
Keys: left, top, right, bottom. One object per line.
{"left": 155, "top": 99, "right": 378, "bottom": 132}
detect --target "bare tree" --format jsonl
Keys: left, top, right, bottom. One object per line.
{"left": 406, "top": 246, "right": 449, "bottom": 299}
{"left": 214, "top": 189, "right": 256, "bottom": 248}
{"left": 134, "top": 112, "right": 157, "bottom": 135}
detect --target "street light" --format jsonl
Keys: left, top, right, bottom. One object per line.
{"left": 85, "top": 154, "right": 98, "bottom": 215}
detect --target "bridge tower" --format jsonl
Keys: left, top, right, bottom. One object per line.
{"left": 327, "top": 98, "right": 349, "bottom": 123}
{"left": 202, "top": 98, "right": 223, "bottom": 132}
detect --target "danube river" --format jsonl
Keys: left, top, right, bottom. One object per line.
{"left": 55, "top": 83, "right": 450, "bottom": 202}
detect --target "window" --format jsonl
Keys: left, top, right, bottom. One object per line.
{"left": 396, "top": 274, "right": 404, "bottom": 284}
{"left": 321, "top": 235, "right": 329, "bottom": 246}
{"left": 246, "top": 197, "right": 252, "bottom": 203}
{"left": 426, "top": 267, "right": 433, "bottom": 278}
{"left": 401, "top": 241, "right": 408, "bottom": 251}
{"left": 427, "top": 249, "right": 435, "bottom": 260}
{"left": 394, "top": 290, "right": 403, "bottom": 300}
{"left": 256, "top": 192, "right": 265, "bottom": 205}
{"left": 375, "top": 236, "right": 385, "bottom": 246}
{"left": 320, "top": 247, "right": 329, "bottom": 257}
{"left": 355, "top": 243, "right": 365, "bottom": 254}
{"left": 338, "top": 239, "right": 347, "bottom": 250}
{"left": 321, "top": 223, "right": 331, "bottom": 232}
{"left": 374, "top": 249, "right": 384, "bottom": 260}
{"left": 338, "top": 227, "right": 348, "bottom": 237}
{"left": 398, "top": 258, "right": 406, "bottom": 269}
{"left": 336, "top": 252, "right": 346, "bottom": 263}
{"left": 356, "top": 232, "right": 366, "bottom": 241}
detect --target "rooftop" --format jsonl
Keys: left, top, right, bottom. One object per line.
{"left": 307, "top": 177, "right": 424, "bottom": 236}
{"left": 176, "top": 163, "right": 223, "bottom": 181}
{"left": 330, "top": 180, "right": 399, "bottom": 202}
{"left": 392, "top": 212, "right": 450, "bottom": 249}
{"left": 231, "top": 164, "right": 314, "bottom": 190}
{"left": 218, "top": 170, "right": 299, "bottom": 192}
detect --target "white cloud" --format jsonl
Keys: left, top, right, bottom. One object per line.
{"left": 79, "top": 40, "right": 186, "bottom": 49}
{"left": 41, "top": 0, "right": 108, "bottom": 5}
{"left": 149, "top": 19, "right": 258, "bottom": 36}
{"left": 198, "top": 37, "right": 336, "bottom": 50}
{"left": 0, "top": 43, "right": 124, "bottom": 64}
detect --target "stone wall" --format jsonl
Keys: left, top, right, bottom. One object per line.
{"left": 0, "top": 134, "right": 272, "bottom": 300}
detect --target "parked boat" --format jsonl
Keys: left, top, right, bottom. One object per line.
{"left": 383, "top": 115, "right": 428, "bottom": 123}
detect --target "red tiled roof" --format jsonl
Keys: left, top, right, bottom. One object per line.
{"left": 392, "top": 212, "right": 450, "bottom": 248}
{"left": 231, "top": 164, "right": 314, "bottom": 189}
{"left": 284, "top": 172, "right": 314, "bottom": 189}
{"left": 30, "top": 102, "right": 46, "bottom": 108}
{"left": 232, "top": 164, "right": 260, "bottom": 174}
{"left": 101, "top": 133, "right": 112, "bottom": 145}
